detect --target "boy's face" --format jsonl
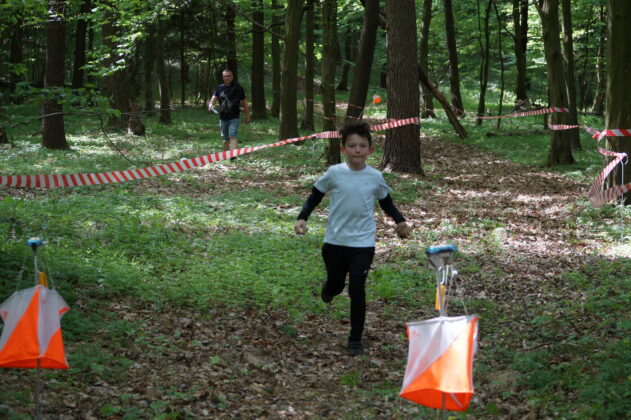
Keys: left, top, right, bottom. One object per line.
{"left": 341, "top": 134, "right": 374, "bottom": 167}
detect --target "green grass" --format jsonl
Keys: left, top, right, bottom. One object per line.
{"left": 1, "top": 102, "right": 630, "bottom": 418}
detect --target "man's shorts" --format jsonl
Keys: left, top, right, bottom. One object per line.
{"left": 220, "top": 118, "right": 240, "bottom": 142}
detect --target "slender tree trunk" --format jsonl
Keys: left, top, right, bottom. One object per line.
{"left": 419, "top": 0, "right": 435, "bottom": 118}
{"left": 251, "top": 0, "right": 267, "bottom": 119}
{"left": 560, "top": 0, "right": 580, "bottom": 150}
{"left": 419, "top": 68, "right": 468, "bottom": 139}
{"left": 71, "top": 0, "right": 90, "bottom": 89}
{"left": 322, "top": 0, "right": 339, "bottom": 165}
{"left": 9, "top": 18, "right": 24, "bottom": 100}
{"left": 279, "top": 0, "right": 304, "bottom": 139}
{"left": 494, "top": 0, "right": 506, "bottom": 130}
{"left": 336, "top": 31, "right": 354, "bottom": 91}
{"left": 536, "top": 0, "right": 574, "bottom": 165}
{"left": 476, "top": 0, "right": 492, "bottom": 125}
{"left": 512, "top": 0, "right": 528, "bottom": 104}
{"left": 144, "top": 25, "right": 156, "bottom": 114}
{"left": 86, "top": 25, "right": 95, "bottom": 85}
{"left": 592, "top": 5, "right": 606, "bottom": 115}
{"left": 156, "top": 19, "right": 171, "bottom": 124}
{"left": 225, "top": 2, "right": 237, "bottom": 78}
{"left": 42, "top": 0, "right": 69, "bottom": 149}
{"left": 345, "top": 0, "right": 379, "bottom": 121}
{"left": 604, "top": 0, "right": 631, "bottom": 203}
{"left": 301, "top": 0, "right": 315, "bottom": 130}
{"left": 383, "top": 0, "right": 422, "bottom": 174}
{"left": 102, "top": 4, "right": 134, "bottom": 131}
{"left": 271, "top": 0, "right": 282, "bottom": 117}
{"left": 180, "top": 12, "right": 188, "bottom": 107}
{"left": 443, "top": 0, "right": 464, "bottom": 116}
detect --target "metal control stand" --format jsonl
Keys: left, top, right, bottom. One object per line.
{"left": 425, "top": 244, "right": 458, "bottom": 317}
{"left": 26, "top": 238, "right": 44, "bottom": 420}
{"left": 426, "top": 244, "right": 459, "bottom": 418}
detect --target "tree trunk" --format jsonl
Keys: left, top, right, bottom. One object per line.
{"left": 322, "top": 0, "right": 340, "bottom": 165}
{"left": 560, "top": 0, "right": 581, "bottom": 150}
{"left": 179, "top": 12, "right": 188, "bottom": 107}
{"left": 336, "top": 31, "right": 354, "bottom": 91}
{"left": 9, "top": 17, "right": 24, "bottom": 101}
{"left": 279, "top": 0, "right": 304, "bottom": 140}
{"left": 102, "top": 5, "right": 134, "bottom": 131}
{"left": 144, "top": 25, "right": 156, "bottom": 114}
{"left": 301, "top": 0, "right": 315, "bottom": 130}
{"left": 604, "top": 0, "right": 631, "bottom": 203}
{"left": 476, "top": 0, "right": 492, "bottom": 126}
{"left": 71, "top": 0, "right": 90, "bottom": 89}
{"left": 0, "top": 127, "right": 8, "bottom": 144}
{"left": 345, "top": 0, "right": 379, "bottom": 121}
{"left": 494, "top": 0, "right": 506, "bottom": 130}
{"left": 419, "top": 0, "right": 435, "bottom": 119}
{"left": 536, "top": 0, "right": 574, "bottom": 166}
{"left": 271, "top": 0, "right": 281, "bottom": 117}
{"left": 512, "top": 0, "right": 528, "bottom": 104}
{"left": 251, "top": 0, "right": 267, "bottom": 119}
{"left": 419, "top": 67, "right": 468, "bottom": 139}
{"left": 225, "top": 2, "right": 238, "bottom": 79}
{"left": 383, "top": 0, "right": 422, "bottom": 174}
{"left": 156, "top": 19, "right": 172, "bottom": 124}
{"left": 443, "top": 0, "right": 464, "bottom": 116}
{"left": 42, "top": 0, "right": 69, "bottom": 150}
{"left": 591, "top": 5, "right": 606, "bottom": 115}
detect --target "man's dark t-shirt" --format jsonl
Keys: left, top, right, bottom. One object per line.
{"left": 213, "top": 83, "right": 246, "bottom": 120}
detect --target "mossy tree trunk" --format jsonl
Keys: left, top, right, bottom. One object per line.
{"left": 604, "top": 0, "right": 631, "bottom": 203}
{"left": 279, "top": 0, "right": 304, "bottom": 140}
{"left": 42, "top": 0, "right": 69, "bottom": 150}
{"left": 382, "top": 0, "right": 422, "bottom": 174}
{"left": 322, "top": 0, "right": 339, "bottom": 165}
{"left": 536, "top": 0, "right": 574, "bottom": 166}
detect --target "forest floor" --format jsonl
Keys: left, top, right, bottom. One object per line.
{"left": 1, "top": 127, "right": 629, "bottom": 419}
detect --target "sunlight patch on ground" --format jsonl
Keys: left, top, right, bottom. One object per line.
{"left": 514, "top": 194, "right": 555, "bottom": 204}
{"left": 601, "top": 241, "right": 631, "bottom": 258}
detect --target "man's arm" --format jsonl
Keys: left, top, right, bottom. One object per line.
{"left": 208, "top": 95, "right": 218, "bottom": 111}
{"left": 241, "top": 98, "right": 251, "bottom": 124}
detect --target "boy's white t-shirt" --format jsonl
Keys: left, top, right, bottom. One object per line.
{"left": 314, "top": 162, "right": 391, "bottom": 247}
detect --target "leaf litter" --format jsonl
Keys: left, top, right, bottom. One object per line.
{"left": 1, "top": 134, "right": 629, "bottom": 419}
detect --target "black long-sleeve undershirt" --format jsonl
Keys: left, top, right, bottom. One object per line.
{"left": 297, "top": 186, "right": 405, "bottom": 224}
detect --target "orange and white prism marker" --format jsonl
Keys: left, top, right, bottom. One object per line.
{"left": 0, "top": 285, "right": 69, "bottom": 369}
{"left": 372, "top": 94, "right": 381, "bottom": 104}
{"left": 400, "top": 315, "right": 478, "bottom": 411}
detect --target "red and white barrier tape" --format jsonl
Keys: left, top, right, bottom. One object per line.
{"left": 0, "top": 118, "right": 419, "bottom": 189}
{"left": 586, "top": 130, "right": 630, "bottom": 207}
{"left": 476, "top": 106, "right": 568, "bottom": 120}
{"left": 548, "top": 123, "right": 631, "bottom": 207}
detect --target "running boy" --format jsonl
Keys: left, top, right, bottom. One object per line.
{"left": 294, "top": 121, "right": 411, "bottom": 356}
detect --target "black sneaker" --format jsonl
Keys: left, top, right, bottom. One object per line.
{"left": 348, "top": 341, "right": 364, "bottom": 357}
{"left": 321, "top": 283, "right": 333, "bottom": 303}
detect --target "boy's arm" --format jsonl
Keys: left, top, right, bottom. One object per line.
{"left": 378, "top": 194, "right": 412, "bottom": 238}
{"left": 295, "top": 186, "right": 325, "bottom": 235}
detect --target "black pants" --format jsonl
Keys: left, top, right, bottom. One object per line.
{"left": 322, "top": 243, "right": 375, "bottom": 342}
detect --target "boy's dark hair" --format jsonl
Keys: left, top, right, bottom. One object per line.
{"left": 339, "top": 120, "right": 372, "bottom": 146}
